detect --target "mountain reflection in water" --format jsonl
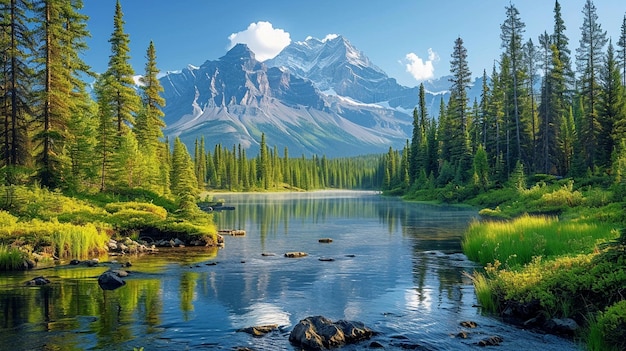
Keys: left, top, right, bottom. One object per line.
{"left": 0, "top": 191, "right": 580, "bottom": 350}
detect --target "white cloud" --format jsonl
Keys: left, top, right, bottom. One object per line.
{"left": 227, "top": 21, "right": 291, "bottom": 61}
{"left": 403, "top": 48, "right": 439, "bottom": 81}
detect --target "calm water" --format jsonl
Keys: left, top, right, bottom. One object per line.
{"left": 0, "top": 191, "right": 580, "bottom": 350}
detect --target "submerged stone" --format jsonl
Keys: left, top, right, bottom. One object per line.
{"left": 98, "top": 271, "right": 126, "bottom": 290}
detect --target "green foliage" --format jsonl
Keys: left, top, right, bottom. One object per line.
{"left": 528, "top": 180, "right": 583, "bottom": 212}
{"left": 0, "top": 245, "right": 26, "bottom": 271}
{"left": 462, "top": 214, "right": 617, "bottom": 268}
{"left": 0, "top": 219, "right": 108, "bottom": 260}
{"left": 588, "top": 300, "right": 626, "bottom": 351}
{"left": 105, "top": 202, "right": 167, "bottom": 219}
{"left": 0, "top": 210, "right": 19, "bottom": 226}
{"left": 468, "top": 271, "right": 497, "bottom": 313}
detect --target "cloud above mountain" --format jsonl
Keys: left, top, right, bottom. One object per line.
{"left": 403, "top": 48, "right": 439, "bottom": 81}
{"left": 228, "top": 21, "right": 291, "bottom": 61}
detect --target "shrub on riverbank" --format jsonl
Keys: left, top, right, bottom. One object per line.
{"left": 0, "top": 244, "right": 26, "bottom": 270}
{"left": 0, "top": 186, "right": 218, "bottom": 269}
{"left": 587, "top": 300, "right": 626, "bottom": 351}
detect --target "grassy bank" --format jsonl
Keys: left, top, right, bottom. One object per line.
{"left": 459, "top": 178, "right": 626, "bottom": 350}
{"left": 462, "top": 214, "right": 618, "bottom": 268}
{"left": 0, "top": 185, "right": 218, "bottom": 271}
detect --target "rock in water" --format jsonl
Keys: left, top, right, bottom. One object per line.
{"left": 98, "top": 271, "right": 126, "bottom": 290}
{"left": 25, "top": 276, "right": 50, "bottom": 286}
{"left": 289, "top": 316, "right": 373, "bottom": 350}
{"left": 237, "top": 324, "right": 278, "bottom": 337}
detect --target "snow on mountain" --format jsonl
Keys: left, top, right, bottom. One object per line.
{"left": 159, "top": 35, "right": 486, "bottom": 157}
{"left": 160, "top": 43, "right": 412, "bottom": 157}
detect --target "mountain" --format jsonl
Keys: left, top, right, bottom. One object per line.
{"left": 265, "top": 35, "right": 444, "bottom": 113}
{"left": 161, "top": 44, "right": 413, "bottom": 157}
{"left": 160, "top": 35, "right": 485, "bottom": 157}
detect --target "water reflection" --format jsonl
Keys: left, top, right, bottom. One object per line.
{"left": 0, "top": 191, "right": 580, "bottom": 350}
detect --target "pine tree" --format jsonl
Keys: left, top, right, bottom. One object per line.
{"left": 134, "top": 41, "right": 166, "bottom": 192}
{"left": 170, "top": 137, "right": 198, "bottom": 198}
{"left": 598, "top": 42, "right": 626, "bottom": 168}
{"left": 479, "top": 69, "right": 490, "bottom": 148}
{"left": 576, "top": 0, "right": 608, "bottom": 169}
{"left": 136, "top": 41, "right": 165, "bottom": 152}
{"left": 66, "top": 91, "right": 98, "bottom": 191}
{"left": 538, "top": 44, "right": 565, "bottom": 174}
{"left": 500, "top": 3, "right": 527, "bottom": 167}
{"left": 104, "top": 0, "right": 140, "bottom": 137}
{"left": 473, "top": 144, "right": 489, "bottom": 190}
{"left": 552, "top": 0, "right": 574, "bottom": 93}
{"left": 1, "top": 0, "right": 34, "bottom": 175}
{"left": 617, "top": 14, "right": 626, "bottom": 87}
{"left": 523, "top": 39, "right": 540, "bottom": 166}
{"left": 94, "top": 74, "right": 117, "bottom": 191}
{"left": 111, "top": 129, "right": 141, "bottom": 189}
{"left": 409, "top": 83, "right": 429, "bottom": 184}
{"left": 558, "top": 106, "right": 576, "bottom": 175}
{"left": 258, "top": 133, "right": 269, "bottom": 189}
{"left": 426, "top": 117, "right": 438, "bottom": 178}
{"left": 33, "top": 0, "right": 91, "bottom": 188}
{"left": 447, "top": 36, "right": 472, "bottom": 178}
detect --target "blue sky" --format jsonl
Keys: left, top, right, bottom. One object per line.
{"left": 82, "top": 0, "right": 625, "bottom": 87}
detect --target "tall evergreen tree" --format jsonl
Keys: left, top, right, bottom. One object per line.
{"left": 447, "top": 36, "right": 472, "bottom": 176}
{"left": 552, "top": 0, "right": 574, "bottom": 92}
{"left": 1, "top": 0, "right": 34, "bottom": 175}
{"left": 598, "top": 42, "right": 626, "bottom": 168}
{"left": 617, "top": 14, "right": 626, "bottom": 87}
{"left": 104, "top": 0, "right": 140, "bottom": 137}
{"left": 523, "top": 38, "right": 540, "bottom": 166}
{"left": 576, "top": 0, "right": 608, "bottom": 169}
{"left": 33, "top": 0, "right": 91, "bottom": 188}
{"left": 409, "top": 83, "right": 428, "bottom": 184}
{"left": 479, "top": 69, "right": 490, "bottom": 148}
{"left": 557, "top": 106, "right": 576, "bottom": 175}
{"left": 66, "top": 92, "right": 98, "bottom": 191}
{"left": 538, "top": 44, "right": 566, "bottom": 174}
{"left": 136, "top": 41, "right": 165, "bottom": 150}
{"left": 257, "top": 133, "right": 269, "bottom": 189}
{"left": 170, "top": 137, "right": 198, "bottom": 198}
{"left": 500, "top": 3, "right": 527, "bottom": 167}
{"left": 135, "top": 41, "right": 166, "bottom": 192}
{"left": 94, "top": 74, "right": 117, "bottom": 191}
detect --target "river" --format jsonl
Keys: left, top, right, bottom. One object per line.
{"left": 0, "top": 190, "right": 581, "bottom": 350}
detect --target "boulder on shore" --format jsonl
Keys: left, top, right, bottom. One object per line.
{"left": 289, "top": 316, "right": 373, "bottom": 350}
{"left": 97, "top": 271, "right": 126, "bottom": 290}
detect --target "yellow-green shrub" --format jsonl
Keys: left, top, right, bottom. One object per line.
{"left": 105, "top": 202, "right": 167, "bottom": 219}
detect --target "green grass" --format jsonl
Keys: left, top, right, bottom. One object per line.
{"left": 586, "top": 300, "right": 626, "bottom": 351}
{"left": 466, "top": 271, "right": 497, "bottom": 313}
{"left": 0, "top": 245, "right": 25, "bottom": 271}
{"left": 462, "top": 214, "right": 618, "bottom": 268}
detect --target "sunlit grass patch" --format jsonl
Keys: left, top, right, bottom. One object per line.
{"left": 462, "top": 214, "right": 617, "bottom": 268}
{"left": 0, "top": 245, "right": 25, "bottom": 271}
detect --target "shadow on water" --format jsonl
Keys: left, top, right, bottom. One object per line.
{"left": 0, "top": 191, "right": 582, "bottom": 350}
